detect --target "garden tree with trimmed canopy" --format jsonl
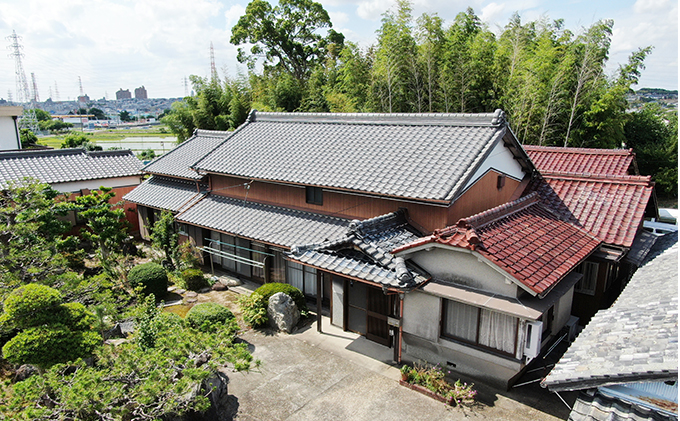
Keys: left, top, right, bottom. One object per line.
{"left": 230, "top": 0, "right": 344, "bottom": 82}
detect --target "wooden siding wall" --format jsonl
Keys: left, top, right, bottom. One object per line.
{"left": 447, "top": 170, "right": 522, "bottom": 225}
{"left": 211, "top": 175, "right": 450, "bottom": 233}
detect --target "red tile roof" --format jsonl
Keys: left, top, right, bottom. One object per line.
{"left": 528, "top": 174, "right": 654, "bottom": 248}
{"left": 524, "top": 145, "right": 636, "bottom": 177}
{"left": 393, "top": 193, "right": 601, "bottom": 296}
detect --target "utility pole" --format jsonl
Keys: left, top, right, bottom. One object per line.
{"left": 6, "top": 30, "right": 38, "bottom": 133}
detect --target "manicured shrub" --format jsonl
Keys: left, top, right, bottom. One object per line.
{"left": 238, "top": 283, "right": 306, "bottom": 328}
{"left": 181, "top": 268, "right": 208, "bottom": 291}
{"left": 1, "top": 284, "right": 63, "bottom": 329}
{"left": 185, "top": 303, "right": 234, "bottom": 331}
{"left": 253, "top": 283, "right": 307, "bottom": 313}
{"left": 128, "top": 262, "right": 168, "bottom": 298}
{"left": 237, "top": 294, "right": 269, "bottom": 328}
{"left": 2, "top": 324, "right": 101, "bottom": 368}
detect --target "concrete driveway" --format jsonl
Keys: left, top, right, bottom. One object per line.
{"left": 220, "top": 316, "right": 575, "bottom": 421}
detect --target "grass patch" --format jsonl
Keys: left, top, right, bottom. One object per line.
{"left": 37, "top": 127, "right": 176, "bottom": 149}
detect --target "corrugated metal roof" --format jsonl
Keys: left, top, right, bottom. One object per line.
{"left": 192, "top": 110, "right": 526, "bottom": 202}
{"left": 123, "top": 176, "right": 206, "bottom": 213}
{"left": 528, "top": 174, "right": 654, "bottom": 248}
{"left": 543, "top": 238, "right": 678, "bottom": 392}
{"left": 524, "top": 145, "right": 636, "bottom": 177}
{"left": 143, "top": 129, "right": 228, "bottom": 180}
{"left": 0, "top": 148, "right": 142, "bottom": 188}
{"left": 176, "top": 193, "right": 350, "bottom": 248}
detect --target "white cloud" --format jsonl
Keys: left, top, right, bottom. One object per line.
{"left": 481, "top": 2, "right": 506, "bottom": 24}
{"left": 329, "top": 11, "right": 350, "bottom": 26}
{"left": 357, "top": 0, "right": 394, "bottom": 20}
{"left": 225, "top": 4, "right": 247, "bottom": 29}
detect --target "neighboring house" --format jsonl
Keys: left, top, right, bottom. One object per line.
{"left": 0, "top": 148, "right": 144, "bottom": 233}
{"left": 0, "top": 106, "right": 22, "bottom": 151}
{"left": 523, "top": 146, "right": 658, "bottom": 324}
{"left": 542, "top": 232, "right": 678, "bottom": 421}
{"left": 377, "top": 193, "right": 601, "bottom": 388}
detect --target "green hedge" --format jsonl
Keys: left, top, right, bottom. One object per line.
{"left": 185, "top": 303, "right": 234, "bottom": 331}
{"left": 253, "top": 283, "right": 307, "bottom": 313}
{"left": 181, "top": 268, "right": 208, "bottom": 292}
{"left": 128, "top": 262, "right": 168, "bottom": 298}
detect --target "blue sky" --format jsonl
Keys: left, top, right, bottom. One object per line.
{"left": 0, "top": 0, "right": 676, "bottom": 100}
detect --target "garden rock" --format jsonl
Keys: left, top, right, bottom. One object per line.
{"left": 15, "top": 364, "right": 38, "bottom": 382}
{"left": 267, "top": 292, "right": 300, "bottom": 333}
{"left": 163, "top": 372, "right": 228, "bottom": 421}
{"left": 211, "top": 282, "right": 227, "bottom": 291}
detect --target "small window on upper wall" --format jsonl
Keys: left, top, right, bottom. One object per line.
{"left": 306, "top": 186, "right": 323, "bottom": 205}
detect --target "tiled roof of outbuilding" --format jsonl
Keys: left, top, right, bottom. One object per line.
{"left": 527, "top": 174, "right": 654, "bottom": 248}
{"left": 393, "top": 193, "right": 600, "bottom": 296}
{"left": 542, "top": 235, "right": 678, "bottom": 392}
{"left": 524, "top": 145, "right": 637, "bottom": 177}
{"left": 175, "top": 194, "right": 350, "bottom": 248}
{"left": 123, "top": 176, "right": 206, "bottom": 213}
{"left": 569, "top": 389, "right": 677, "bottom": 421}
{"left": 289, "top": 210, "right": 429, "bottom": 289}
{"left": 192, "top": 110, "right": 532, "bottom": 202}
{"left": 0, "top": 148, "right": 142, "bottom": 188}
{"left": 143, "top": 130, "right": 228, "bottom": 180}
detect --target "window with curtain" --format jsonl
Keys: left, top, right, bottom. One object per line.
{"left": 286, "top": 261, "right": 317, "bottom": 297}
{"left": 441, "top": 299, "right": 518, "bottom": 356}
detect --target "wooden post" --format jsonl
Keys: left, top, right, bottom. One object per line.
{"left": 316, "top": 270, "right": 322, "bottom": 333}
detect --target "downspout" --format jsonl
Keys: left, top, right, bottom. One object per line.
{"left": 12, "top": 116, "right": 20, "bottom": 149}
{"left": 398, "top": 293, "right": 404, "bottom": 363}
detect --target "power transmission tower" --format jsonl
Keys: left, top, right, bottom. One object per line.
{"left": 6, "top": 30, "right": 38, "bottom": 133}
{"left": 184, "top": 76, "right": 189, "bottom": 97}
{"left": 54, "top": 81, "right": 60, "bottom": 101}
{"left": 210, "top": 42, "right": 218, "bottom": 82}
{"left": 31, "top": 72, "right": 40, "bottom": 103}
{"left": 78, "top": 76, "right": 84, "bottom": 97}
{"left": 48, "top": 86, "right": 53, "bottom": 100}
{"left": 7, "top": 90, "right": 12, "bottom": 102}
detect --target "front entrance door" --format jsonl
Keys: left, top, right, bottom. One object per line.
{"left": 346, "top": 281, "right": 393, "bottom": 347}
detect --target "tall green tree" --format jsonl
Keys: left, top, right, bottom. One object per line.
{"left": 150, "top": 210, "right": 179, "bottom": 270}
{"left": 231, "top": 0, "right": 344, "bottom": 82}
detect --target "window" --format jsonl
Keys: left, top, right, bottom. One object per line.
{"left": 441, "top": 299, "right": 518, "bottom": 356}
{"left": 305, "top": 186, "right": 323, "bottom": 205}
{"left": 287, "top": 261, "right": 317, "bottom": 297}
{"left": 574, "top": 262, "right": 599, "bottom": 295}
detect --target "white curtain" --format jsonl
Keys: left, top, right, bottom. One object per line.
{"left": 443, "top": 300, "right": 478, "bottom": 342}
{"left": 287, "top": 261, "right": 304, "bottom": 291}
{"left": 304, "top": 267, "right": 317, "bottom": 297}
{"left": 478, "top": 309, "right": 517, "bottom": 354}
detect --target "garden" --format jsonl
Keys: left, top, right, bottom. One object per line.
{"left": 0, "top": 180, "right": 259, "bottom": 420}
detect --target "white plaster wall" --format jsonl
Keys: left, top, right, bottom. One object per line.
{"left": 402, "top": 290, "right": 441, "bottom": 342}
{"left": 0, "top": 116, "right": 19, "bottom": 151}
{"left": 463, "top": 140, "right": 526, "bottom": 191}
{"left": 409, "top": 247, "right": 518, "bottom": 297}
{"left": 53, "top": 176, "right": 141, "bottom": 193}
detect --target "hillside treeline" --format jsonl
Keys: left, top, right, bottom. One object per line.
{"left": 162, "top": 0, "right": 677, "bottom": 197}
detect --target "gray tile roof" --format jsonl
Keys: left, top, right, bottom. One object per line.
{"left": 625, "top": 230, "right": 658, "bottom": 267}
{"left": 288, "top": 210, "right": 429, "bottom": 289}
{"left": 543, "top": 238, "right": 678, "bottom": 392}
{"left": 569, "top": 390, "right": 677, "bottom": 421}
{"left": 175, "top": 194, "right": 350, "bottom": 248}
{"left": 0, "top": 148, "right": 142, "bottom": 188}
{"left": 123, "top": 176, "right": 206, "bottom": 213}
{"left": 192, "top": 110, "right": 530, "bottom": 202}
{"left": 143, "top": 129, "right": 228, "bottom": 180}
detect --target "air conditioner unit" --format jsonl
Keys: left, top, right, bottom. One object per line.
{"left": 524, "top": 321, "right": 543, "bottom": 362}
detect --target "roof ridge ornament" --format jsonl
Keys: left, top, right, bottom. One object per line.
{"left": 491, "top": 109, "right": 506, "bottom": 125}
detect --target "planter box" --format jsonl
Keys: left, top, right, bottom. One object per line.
{"left": 399, "top": 380, "right": 448, "bottom": 404}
